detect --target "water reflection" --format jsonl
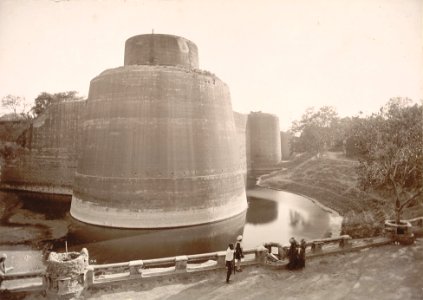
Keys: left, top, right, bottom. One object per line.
{"left": 242, "top": 188, "right": 342, "bottom": 250}
{"left": 63, "top": 211, "right": 246, "bottom": 263}
{"left": 289, "top": 209, "right": 308, "bottom": 227}
{"left": 246, "top": 197, "right": 278, "bottom": 224}
{"left": 15, "top": 191, "right": 71, "bottom": 220}
{"left": 1, "top": 187, "right": 342, "bottom": 264}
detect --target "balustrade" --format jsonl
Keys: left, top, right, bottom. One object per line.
{"left": 0, "top": 232, "right": 408, "bottom": 296}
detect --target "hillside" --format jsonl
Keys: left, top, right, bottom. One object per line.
{"left": 258, "top": 152, "right": 423, "bottom": 238}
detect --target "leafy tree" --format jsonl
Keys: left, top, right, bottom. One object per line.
{"left": 355, "top": 98, "right": 423, "bottom": 224}
{"left": 290, "top": 106, "right": 339, "bottom": 155}
{"left": 1, "top": 95, "right": 31, "bottom": 118}
{"left": 31, "top": 91, "right": 83, "bottom": 117}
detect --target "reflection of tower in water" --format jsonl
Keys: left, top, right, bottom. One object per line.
{"left": 64, "top": 211, "right": 246, "bottom": 263}
{"left": 246, "top": 197, "right": 278, "bottom": 225}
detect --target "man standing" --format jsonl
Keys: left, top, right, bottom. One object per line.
{"left": 225, "top": 243, "right": 235, "bottom": 283}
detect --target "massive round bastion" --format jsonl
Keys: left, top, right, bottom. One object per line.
{"left": 70, "top": 34, "right": 248, "bottom": 228}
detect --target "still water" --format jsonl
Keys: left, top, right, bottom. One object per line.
{"left": 1, "top": 187, "right": 342, "bottom": 264}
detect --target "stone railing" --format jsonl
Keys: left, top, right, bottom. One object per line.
{"left": 408, "top": 217, "right": 423, "bottom": 227}
{"left": 86, "top": 247, "right": 268, "bottom": 286}
{"left": 407, "top": 217, "right": 423, "bottom": 237}
{"left": 1, "top": 270, "right": 47, "bottom": 293}
{"left": 0, "top": 233, "right": 405, "bottom": 297}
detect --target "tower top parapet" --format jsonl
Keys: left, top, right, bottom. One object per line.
{"left": 124, "top": 34, "right": 199, "bottom": 69}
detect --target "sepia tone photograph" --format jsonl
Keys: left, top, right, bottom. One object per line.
{"left": 0, "top": 0, "right": 422, "bottom": 299}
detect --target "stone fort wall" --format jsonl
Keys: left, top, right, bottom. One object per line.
{"left": 0, "top": 34, "right": 282, "bottom": 228}
{"left": 0, "top": 105, "right": 281, "bottom": 195}
{"left": 0, "top": 100, "right": 85, "bottom": 194}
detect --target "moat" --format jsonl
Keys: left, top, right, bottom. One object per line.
{"left": 0, "top": 187, "right": 342, "bottom": 265}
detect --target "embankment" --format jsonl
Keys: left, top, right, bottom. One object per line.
{"left": 258, "top": 152, "right": 423, "bottom": 238}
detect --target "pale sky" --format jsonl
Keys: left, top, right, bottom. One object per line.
{"left": 0, "top": 0, "right": 422, "bottom": 130}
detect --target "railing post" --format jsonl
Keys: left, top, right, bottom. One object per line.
{"left": 311, "top": 242, "right": 323, "bottom": 253}
{"left": 175, "top": 256, "right": 188, "bottom": 272}
{"left": 255, "top": 246, "right": 269, "bottom": 264}
{"left": 339, "top": 236, "right": 352, "bottom": 248}
{"left": 217, "top": 251, "right": 226, "bottom": 268}
{"left": 42, "top": 274, "right": 50, "bottom": 291}
{"left": 85, "top": 266, "right": 95, "bottom": 287}
{"left": 129, "top": 260, "right": 143, "bottom": 276}
{"left": 277, "top": 246, "right": 285, "bottom": 260}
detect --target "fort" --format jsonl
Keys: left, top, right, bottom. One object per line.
{"left": 0, "top": 34, "right": 283, "bottom": 228}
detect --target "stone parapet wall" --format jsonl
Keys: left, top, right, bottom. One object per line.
{"left": 124, "top": 34, "right": 199, "bottom": 69}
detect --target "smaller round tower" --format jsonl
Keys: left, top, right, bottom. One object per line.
{"left": 247, "top": 112, "right": 281, "bottom": 170}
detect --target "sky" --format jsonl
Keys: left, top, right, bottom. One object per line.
{"left": 0, "top": 0, "right": 421, "bottom": 130}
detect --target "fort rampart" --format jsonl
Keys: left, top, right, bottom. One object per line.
{"left": 0, "top": 34, "right": 282, "bottom": 228}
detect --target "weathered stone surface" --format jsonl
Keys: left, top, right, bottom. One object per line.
{"left": 124, "top": 34, "right": 199, "bottom": 69}
{"left": 70, "top": 34, "right": 247, "bottom": 228}
{"left": 2, "top": 34, "right": 285, "bottom": 229}
{"left": 247, "top": 112, "right": 281, "bottom": 170}
{"left": 46, "top": 250, "right": 89, "bottom": 298}
{"left": 0, "top": 100, "right": 85, "bottom": 194}
{"left": 233, "top": 111, "right": 249, "bottom": 176}
{"left": 280, "top": 131, "right": 292, "bottom": 160}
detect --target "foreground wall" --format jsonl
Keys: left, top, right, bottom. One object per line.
{"left": 70, "top": 34, "right": 247, "bottom": 228}
{"left": 0, "top": 101, "right": 84, "bottom": 194}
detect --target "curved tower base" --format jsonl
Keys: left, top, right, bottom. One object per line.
{"left": 71, "top": 190, "right": 247, "bottom": 228}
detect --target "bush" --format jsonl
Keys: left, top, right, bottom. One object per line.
{"left": 341, "top": 211, "right": 383, "bottom": 238}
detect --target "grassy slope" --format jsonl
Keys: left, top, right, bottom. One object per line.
{"left": 259, "top": 152, "right": 423, "bottom": 238}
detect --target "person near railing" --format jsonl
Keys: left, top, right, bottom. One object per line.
{"left": 298, "top": 239, "right": 307, "bottom": 268}
{"left": 287, "top": 237, "right": 299, "bottom": 270}
{"left": 234, "top": 235, "right": 244, "bottom": 272}
{"left": 225, "top": 243, "right": 235, "bottom": 283}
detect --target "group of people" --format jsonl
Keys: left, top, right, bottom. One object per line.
{"left": 286, "top": 237, "right": 307, "bottom": 270}
{"left": 224, "top": 236, "right": 307, "bottom": 282}
{"left": 224, "top": 235, "right": 244, "bottom": 283}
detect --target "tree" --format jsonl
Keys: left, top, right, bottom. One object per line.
{"left": 31, "top": 91, "right": 83, "bottom": 117}
{"left": 1, "top": 95, "right": 30, "bottom": 118}
{"left": 355, "top": 98, "right": 423, "bottom": 224}
{"left": 290, "top": 106, "right": 339, "bottom": 155}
